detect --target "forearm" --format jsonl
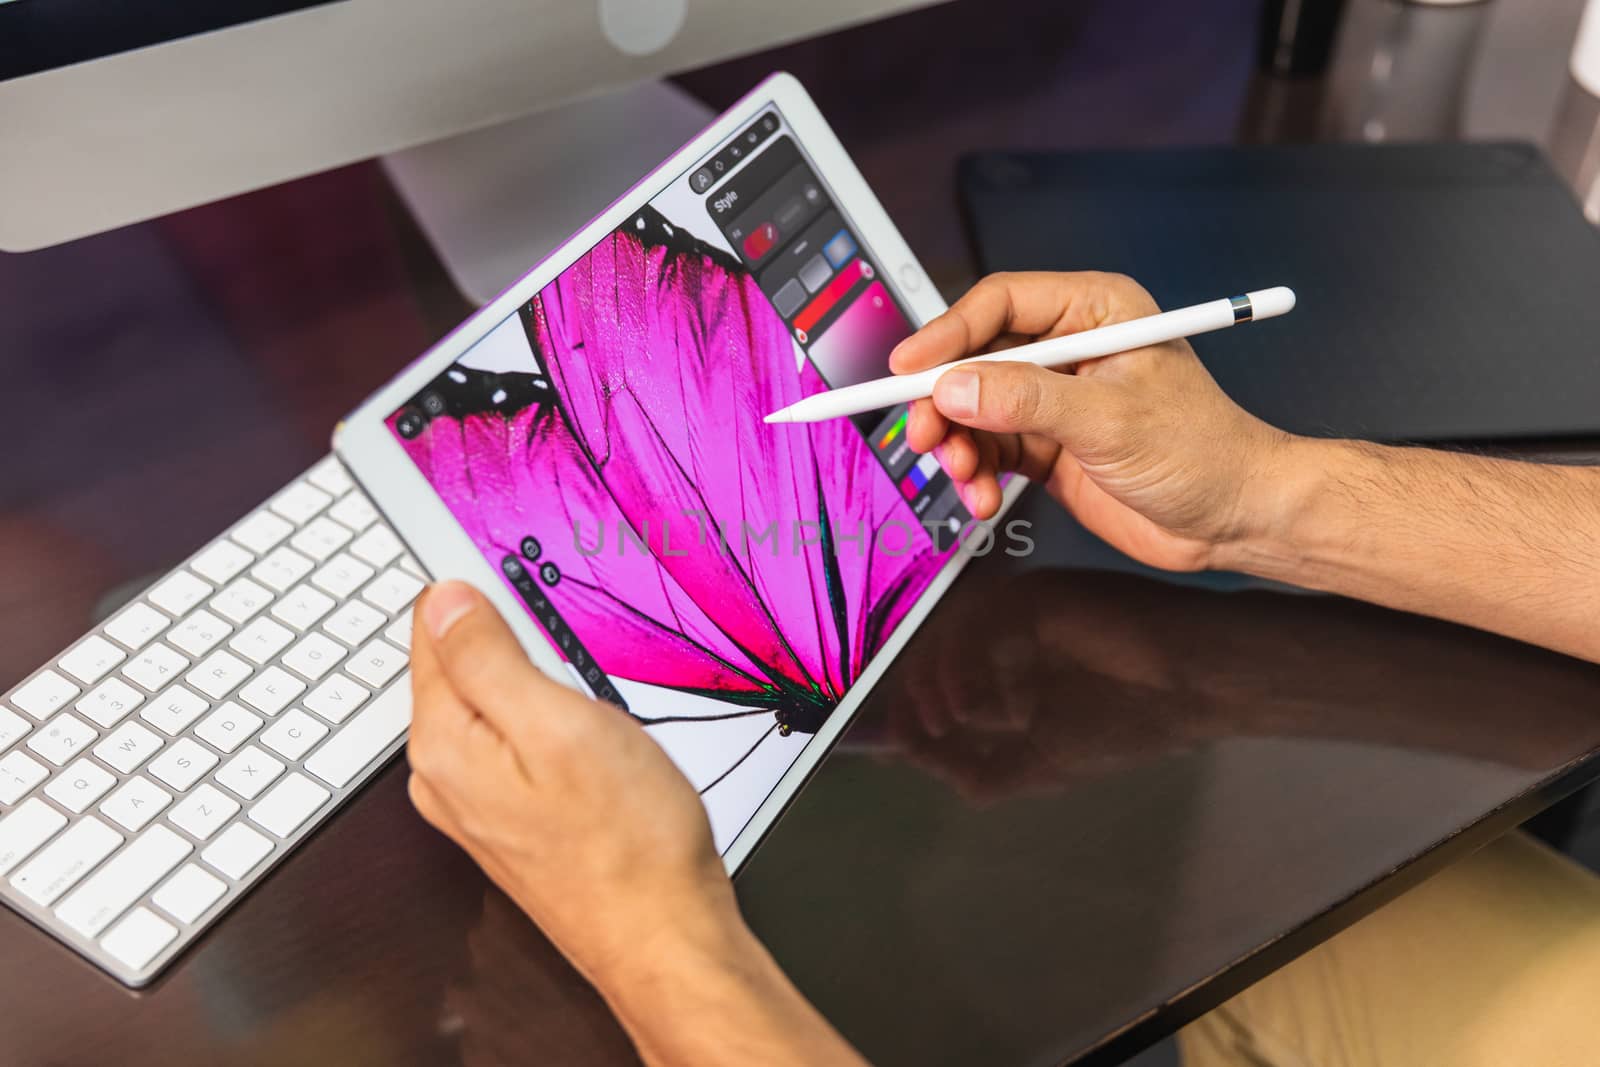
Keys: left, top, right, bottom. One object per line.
{"left": 599, "top": 904, "right": 868, "bottom": 1067}
{"left": 1222, "top": 438, "right": 1600, "bottom": 663}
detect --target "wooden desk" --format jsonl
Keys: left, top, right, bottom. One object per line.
{"left": 4, "top": 0, "right": 1599, "bottom": 1063}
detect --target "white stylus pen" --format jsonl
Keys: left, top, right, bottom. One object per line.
{"left": 764, "top": 286, "right": 1297, "bottom": 424}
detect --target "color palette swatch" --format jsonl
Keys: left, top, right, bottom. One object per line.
{"left": 806, "top": 279, "right": 912, "bottom": 391}
{"left": 876, "top": 409, "right": 908, "bottom": 451}
{"left": 793, "top": 258, "right": 867, "bottom": 337}
{"left": 899, "top": 452, "right": 940, "bottom": 500}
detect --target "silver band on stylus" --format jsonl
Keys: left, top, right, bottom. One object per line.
{"left": 1229, "top": 295, "right": 1253, "bottom": 323}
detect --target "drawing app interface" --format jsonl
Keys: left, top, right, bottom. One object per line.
{"left": 390, "top": 108, "right": 969, "bottom": 850}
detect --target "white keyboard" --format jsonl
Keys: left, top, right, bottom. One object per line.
{"left": 0, "top": 457, "right": 418, "bottom": 986}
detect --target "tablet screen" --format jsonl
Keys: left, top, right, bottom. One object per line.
{"left": 387, "top": 108, "right": 970, "bottom": 850}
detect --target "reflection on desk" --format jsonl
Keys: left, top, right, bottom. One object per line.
{"left": 740, "top": 560, "right": 1600, "bottom": 1066}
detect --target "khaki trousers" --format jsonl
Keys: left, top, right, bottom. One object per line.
{"left": 1178, "top": 833, "right": 1600, "bottom": 1067}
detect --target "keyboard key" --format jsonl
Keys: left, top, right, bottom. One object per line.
{"left": 328, "top": 493, "right": 377, "bottom": 531}
{"left": 270, "top": 482, "right": 332, "bottom": 524}
{"left": 187, "top": 650, "right": 252, "bottom": 700}
{"left": 141, "top": 684, "right": 209, "bottom": 736}
{"left": 271, "top": 583, "right": 335, "bottom": 631}
{"left": 361, "top": 568, "right": 423, "bottom": 615}
{"left": 93, "top": 722, "right": 165, "bottom": 774}
{"left": 100, "top": 777, "right": 173, "bottom": 833}
{"left": 9, "top": 670, "right": 80, "bottom": 721}
{"left": 216, "top": 747, "right": 284, "bottom": 801}
{"left": 270, "top": 483, "right": 332, "bottom": 524}
{"left": 322, "top": 601, "right": 386, "bottom": 647}
{"left": 306, "top": 457, "right": 354, "bottom": 497}
{"left": 27, "top": 713, "right": 97, "bottom": 767}
{"left": 194, "top": 703, "right": 263, "bottom": 754}
{"left": 248, "top": 773, "right": 329, "bottom": 839}
{"left": 210, "top": 577, "right": 272, "bottom": 625}
{"left": 260, "top": 710, "right": 329, "bottom": 763}
{"left": 290, "top": 518, "right": 353, "bottom": 563}
{"left": 0, "top": 751, "right": 47, "bottom": 806}
{"left": 100, "top": 907, "right": 177, "bottom": 971}
{"left": 147, "top": 739, "right": 219, "bottom": 793}
{"left": 251, "top": 546, "right": 314, "bottom": 593}
{"left": 168, "top": 784, "right": 239, "bottom": 841}
{"left": 311, "top": 553, "right": 374, "bottom": 599}
{"left": 189, "top": 540, "right": 254, "bottom": 585}
{"left": 146, "top": 572, "right": 212, "bottom": 618}
{"left": 103, "top": 603, "right": 171, "bottom": 651}
{"left": 350, "top": 526, "right": 404, "bottom": 568}
{"left": 231, "top": 511, "right": 294, "bottom": 555}
{"left": 281, "top": 633, "right": 346, "bottom": 681}
{"left": 58, "top": 636, "right": 126, "bottom": 687}
{"left": 121, "top": 643, "right": 189, "bottom": 693}
{"left": 167, "top": 610, "right": 231, "bottom": 657}
{"left": 237, "top": 667, "right": 305, "bottom": 717}
{"left": 152, "top": 864, "right": 227, "bottom": 925}
{"left": 151, "top": 863, "right": 225, "bottom": 921}
{"left": 201, "top": 823, "right": 273, "bottom": 880}
{"left": 383, "top": 611, "right": 414, "bottom": 651}
{"left": 346, "top": 640, "right": 407, "bottom": 689}
{"left": 303, "top": 674, "right": 369, "bottom": 725}
{"left": 0, "top": 705, "right": 30, "bottom": 752}
{"left": 306, "top": 680, "right": 410, "bottom": 789}
{"left": 0, "top": 799, "right": 66, "bottom": 877}
{"left": 75, "top": 678, "right": 146, "bottom": 729}
{"left": 56, "top": 825, "right": 191, "bottom": 938}
{"left": 11, "top": 816, "right": 122, "bottom": 906}
{"left": 229, "top": 618, "right": 295, "bottom": 665}
{"left": 44, "top": 758, "right": 117, "bottom": 814}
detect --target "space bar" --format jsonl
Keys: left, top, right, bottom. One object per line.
{"left": 306, "top": 677, "right": 412, "bottom": 789}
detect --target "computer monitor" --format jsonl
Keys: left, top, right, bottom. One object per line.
{"left": 0, "top": 0, "right": 940, "bottom": 288}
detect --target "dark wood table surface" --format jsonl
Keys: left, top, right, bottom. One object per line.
{"left": 5, "top": 1, "right": 1600, "bottom": 1064}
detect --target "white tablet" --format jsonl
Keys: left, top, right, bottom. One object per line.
{"left": 334, "top": 72, "right": 1026, "bottom": 872}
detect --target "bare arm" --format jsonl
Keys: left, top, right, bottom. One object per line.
{"left": 602, "top": 911, "right": 866, "bottom": 1067}
{"left": 1227, "top": 440, "right": 1600, "bottom": 664}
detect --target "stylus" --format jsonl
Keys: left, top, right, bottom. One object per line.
{"left": 764, "top": 286, "right": 1296, "bottom": 424}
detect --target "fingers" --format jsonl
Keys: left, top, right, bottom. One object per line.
{"left": 906, "top": 397, "right": 948, "bottom": 454}
{"left": 408, "top": 620, "right": 510, "bottom": 811}
{"left": 930, "top": 362, "right": 1112, "bottom": 446}
{"left": 959, "top": 433, "right": 1005, "bottom": 519}
{"left": 416, "top": 581, "right": 572, "bottom": 740}
{"left": 933, "top": 427, "right": 980, "bottom": 483}
{"left": 889, "top": 271, "right": 1153, "bottom": 374}
{"left": 409, "top": 618, "right": 486, "bottom": 777}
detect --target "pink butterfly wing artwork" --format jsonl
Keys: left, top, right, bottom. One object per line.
{"left": 395, "top": 207, "right": 952, "bottom": 743}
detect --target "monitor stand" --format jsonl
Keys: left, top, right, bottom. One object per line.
{"left": 383, "top": 80, "right": 715, "bottom": 306}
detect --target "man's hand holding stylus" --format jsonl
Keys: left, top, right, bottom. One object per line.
{"left": 898, "top": 271, "right": 1600, "bottom": 665}
{"left": 891, "top": 271, "right": 1301, "bottom": 574}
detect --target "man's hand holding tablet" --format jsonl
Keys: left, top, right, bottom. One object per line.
{"left": 406, "top": 580, "right": 864, "bottom": 1066}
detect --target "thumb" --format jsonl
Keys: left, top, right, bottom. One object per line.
{"left": 930, "top": 362, "right": 1112, "bottom": 444}
{"left": 417, "top": 580, "right": 573, "bottom": 735}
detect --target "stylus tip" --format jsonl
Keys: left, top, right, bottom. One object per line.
{"left": 763, "top": 410, "right": 791, "bottom": 424}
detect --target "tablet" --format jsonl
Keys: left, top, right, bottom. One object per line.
{"left": 335, "top": 73, "right": 1025, "bottom": 871}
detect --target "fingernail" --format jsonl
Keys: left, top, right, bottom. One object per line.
{"left": 935, "top": 370, "right": 979, "bottom": 419}
{"left": 423, "top": 581, "right": 476, "bottom": 640}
